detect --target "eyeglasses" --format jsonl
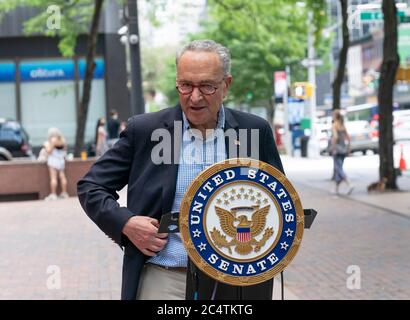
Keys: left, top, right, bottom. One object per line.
{"left": 176, "top": 79, "right": 225, "bottom": 95}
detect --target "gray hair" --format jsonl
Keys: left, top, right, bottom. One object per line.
{"left": 176, "top": 39, "right": 231, "bottom": 76}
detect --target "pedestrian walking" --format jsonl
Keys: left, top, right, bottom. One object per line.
{"left": 330, "top": 110, "right": 354, "bottom": 195}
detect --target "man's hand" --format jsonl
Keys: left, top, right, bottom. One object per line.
{"left": 122, "top": 216, "right": 168, "bottom": 256}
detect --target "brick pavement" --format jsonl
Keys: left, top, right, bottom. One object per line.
{"left": 282, "top": 154, "right": 410, "bottom": 218}
{"left": 282, "top": 181, "right": 410, "bottom": 300}
{"left": 1, "top": 167, "right": 409, "bottom": 299}
{"left": 0, "top": 197, "right": 123, "bottom": 300}
{"left": 0, "top": 193, "right": 296, "bottom": 300}
{"left": 281, "top": 154, "right": 410, "bottom": 299}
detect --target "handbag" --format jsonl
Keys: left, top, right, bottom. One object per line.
{"left": 335, "top": 143, "right": 348, "bottom": 155}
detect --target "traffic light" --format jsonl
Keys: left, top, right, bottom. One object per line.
{"left": 396, "top": 66, "right": 410, "bottom": 82}
{"left": 292, "top": 82, "right": 314, "bottom": 100}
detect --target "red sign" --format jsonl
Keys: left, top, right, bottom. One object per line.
{"left": 274, "top": 71, "right": 287, "bottom": 98}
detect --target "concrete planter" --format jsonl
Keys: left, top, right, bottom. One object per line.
{"left": 0, "top": 158, "right": 96, "bottom": 201}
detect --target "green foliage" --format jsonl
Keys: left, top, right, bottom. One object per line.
{"left": 143, "top": 0, "right": 168, "bottom": 27}
{"left": 152, "top": 0, "right": 328, "bottom": 107}
{"left": 0, "top": 0, "right": 95, "bottom": 57}
{"left": 306, "top": 0, "right": 328, "bottom": 47}
{"left": 156, "top": 55, "right": 179, "bottom": 106}
{"left": 315, "top": 33, "right": 333, "bottom": 74}
{"left": 141, "top": 45, "right": 179, "bottom": 106}
{"left": 180, "top": 0, "right": 328, "bottom": 107}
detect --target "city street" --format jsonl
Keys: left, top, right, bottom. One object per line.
{"left": 282, "top": 152, "right": 410, "bottom": 300}
{"left": 1, "top": 0, "right": 410, "bottom": 303}
{"left": 0, "top": 152, "right": 409, "bottom": 300}
{"left": 0, "top": 195, "right": 124, "bottom": 300}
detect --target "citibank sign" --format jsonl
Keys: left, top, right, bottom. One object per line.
{"left": 19, "top": 59, "right": 104, "bottom": 82}
{"left": 20, "top": 60, "right": 74, "bottom": 81}
{"left": 29, "top": 68, "right": 66, "bottom": 79}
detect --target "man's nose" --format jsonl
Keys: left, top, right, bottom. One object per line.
{"left": 190, "top": 86, "right": 203, "bottom": 103}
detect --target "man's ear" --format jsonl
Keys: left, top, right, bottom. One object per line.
{"left": 223, "top": 75, "right": 233, "bottom": 98}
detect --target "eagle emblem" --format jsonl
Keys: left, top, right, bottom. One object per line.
{"left": 210, "top": 205, "right": 274, "bottom": 255}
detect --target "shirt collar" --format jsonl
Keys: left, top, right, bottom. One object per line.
{"left": 182, "top": 105, "right": 226, "bottom": 132}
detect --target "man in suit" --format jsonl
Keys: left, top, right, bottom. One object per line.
{"left": 77, "top": 39, "right": 284, "bottom": 300}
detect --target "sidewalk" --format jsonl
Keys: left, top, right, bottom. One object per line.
{"left": 0, "top": 187, "right": 300, "bottom": 300}
{"left": 117, "top": 188, "right": 301, "bottom": 300}
{"left": 0, "top": 197, "right": 123, "bottom": 299}
{"left": 282, "top": 154, "right": 410, "bottom": 219}
{"left": 280, "top": 180, "right": 410, "bottom": 300}
{"left": 1, "top": 154, "right": 407, "bottom": 300}
{"left": 272, "top": 275, "right": 300, "bottom": 300}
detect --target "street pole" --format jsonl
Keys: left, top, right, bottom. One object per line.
{"left": 284, "top": 65, "right": 292, "bottom": 156}
{"left": 127, "top": 0, "right": 144, "bottom": 115}
{"left": 307, "top": 11, "right": 320, "bottom": 158}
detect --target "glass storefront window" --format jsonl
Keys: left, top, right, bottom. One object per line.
{"left": 78, "top": 58, "right": 106, "bottom": 145}
{"left": 18, "top": 58, "right": 106, "bottom": 148}
{"left": 20, "top": 59, "right": 76, "bottom": 146}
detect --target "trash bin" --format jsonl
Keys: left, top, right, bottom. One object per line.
{"left": 300, "top": 136, "right": 309, "bottom": 158}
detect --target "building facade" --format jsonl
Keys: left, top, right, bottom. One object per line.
{"left": 321, "top": 0, "right": 410, "bottom": 110}
{"left": 0, "top": 1, "right": 130, "bottom": 148}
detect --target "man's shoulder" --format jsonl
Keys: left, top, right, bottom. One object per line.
{"left": 226, "top": 107, "right": 270, "bottom": 129}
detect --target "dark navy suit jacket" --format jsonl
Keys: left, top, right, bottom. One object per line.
{"left": 77, "top": 105, "right": 284, "bottom": 300}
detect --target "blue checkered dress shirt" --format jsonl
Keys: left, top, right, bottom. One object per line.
{"left": 148, "top": 106, "right": 227, "bottom": 267}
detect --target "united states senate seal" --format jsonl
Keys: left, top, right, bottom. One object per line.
{"left": 179, "top": 158, "right": 304, "bottom": 286}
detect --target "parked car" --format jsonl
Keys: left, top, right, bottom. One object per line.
{"left": 393, "top": 110, "right": 410, "bottom": 142}
{"left": 0, "top": 146, "right": 13, "bottom": 161}
{"left": 317, "top": 123, "right": 332, "bottom": 155}
{"left": 356, "top": 109, "right": 410, "bottom": 144}
{"left": 345, "top": 120, "right": 378, "bottom": 155}
{"left": 0, "top": 119, "right": 34, "bottom": 158}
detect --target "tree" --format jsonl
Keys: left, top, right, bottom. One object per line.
{"left": 203, "top": 0, "right": 307, "bottom": 127}
{"left": 332, "top": 0, "right": 349, "bottom": 111}
{"left": 156, "top": 0, "right": 327, "bottom": 127}
{"left": 74, "top": 0, "right": 104, "bottom": 156}
{"left": 0, "top": 0, "right": 104, "bottom": 156}
{"left": 378, "top": 0, "right": 400, "bottom": 190}
{"left": 0, "top": 0, "right": 96, "bottom": 57}
{"left": 141, "top": 45, "right": 179, "bottom": 106}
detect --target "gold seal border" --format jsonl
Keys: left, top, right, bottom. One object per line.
{"left": 179, "top": 158, "right": 304, "bottom": 286}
